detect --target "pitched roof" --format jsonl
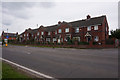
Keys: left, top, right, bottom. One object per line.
{"left": 27, "top": 28, "right": 38, "bottom": 34}
{"left": 44, "top": 24, "right": 60, "bottom": 32}
{"left": 69, "top": 15, "right": 106, "bottom": 27}
{"left": 19, "top": 15, "right": 106, "bottom": 34}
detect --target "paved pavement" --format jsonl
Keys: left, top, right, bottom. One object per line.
{"left": 2, "top": 45, "right": 118, "bottom": 78}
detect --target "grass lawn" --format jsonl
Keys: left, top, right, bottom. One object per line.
{"left": 2, "top": 62, "right": 33, "bottom": 80}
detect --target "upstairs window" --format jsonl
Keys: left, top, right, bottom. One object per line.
{"left": 37, "top": 32, "right": 39, "bottom": 36}
{"left": 58, "top": 29, "right": 62, "bottom": 33}
{"left": 55, "top": 31, "right": 57, "bottom": 34}
{"left": 87, "top": 26, "right": 91, "bottom": 31}
{"left": 75, "top": 27, "right": 79, "bottom": 33}
{"left": 32, "top": 34, "right": 34, "bottom": 37}
{"left": 46, "top": 38, "right": 50, "bottom": 42}
{"left": 41, "top": 32, "right": 44, "bottom": 35}
{"left": 27, "top": 33, "right": 29, "bottom": 36}
{"left": 94, "top": 36, "right": 99, "bottom": 42}
{"left": 48, "top": 32, "right": 50, "bottom": 35}
{"left": 24, "top": 34, "right": 25, "bottom": 36}
{"left": 94, "top": 25, "right": 98, "bottom": 30}
{"left": 65, "top": 28, "right": 69, "bottom": 33}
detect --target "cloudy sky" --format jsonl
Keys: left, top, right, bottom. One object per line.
{"left": 1, "top": 0, "right": 119, "bottom": 34}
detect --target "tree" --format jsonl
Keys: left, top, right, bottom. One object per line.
{"left": 110, "top": 29, "right": 120, "bottom": 39}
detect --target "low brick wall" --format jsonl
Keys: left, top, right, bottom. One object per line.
{"left": 13, "top": 42, "right": 116, "bottom": 49}
{"left": 34, "top": 44, "right": 115, "bottom": 49}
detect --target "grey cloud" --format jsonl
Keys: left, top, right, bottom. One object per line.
{"left": 3, "top": 21, "right": 11, "bottom": 26}
{"left": 118, "top": 1, "right": 120, "bottom": 28}
{"left": 2, "top": 2, "right": 34, "bottom": 10}
{"left": 38, "top": 2, "right": 56, "bottom": 8}
{"left": 2, "top": 2, "right": 56, "bottom": 19}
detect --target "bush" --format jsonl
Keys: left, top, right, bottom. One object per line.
{"left": 105, "top": 39, "right": 114, "bottom": 45}
{"left": 93, "top": 42, "right": 98, "bottom": 45}
{"left": 78, "top": 42, "right": 89, "bottom": 45}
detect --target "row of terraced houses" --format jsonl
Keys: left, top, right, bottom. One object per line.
{"left": 19, "top": 15, "right": 109, "bottom": 44}
{"left": 2, "top": 15, "right": 109, "bottom": 45}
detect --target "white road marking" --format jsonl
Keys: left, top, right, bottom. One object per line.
{"left": 0, "top": 58, "right": 57, "bottom": 79}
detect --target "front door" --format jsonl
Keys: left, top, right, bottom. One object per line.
{"left": 87, "top": 37, "right": 91, "bottom": 42}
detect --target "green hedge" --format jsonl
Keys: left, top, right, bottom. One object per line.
{"left": 105, "top": 39, "right": 114, "bottom": 45}
{"left": 78, "top": 42, "right": 89, "bottom": 45}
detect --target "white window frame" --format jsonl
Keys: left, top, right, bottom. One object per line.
{"left": 32, "top": 34, "right": 34, "bottom": 37}
{"left": 27, "top": 33, "right": 29, "bottom": 36}
{"left": 37, "top": 32, "right": 39, "bottom": 36}
{"left": 24, "top": 34, "right": 25, "bottom": 36}
{"left": 53, "top": 38, "right": 57, "bottom": 42}
{"left": 94, "top": 36, "right": 99, "bottom": 42}
{"left": 41, "top": 32, "right": 44, "bottom": 35}
{"left": 58, "top": 29, "right": 62, "bottom": 33}
{"left": 48, "top": 32, "right": 50, "bottom": 35}
{"left": 27, "top": 37, "right": 29, "bottom": 40}
{"left": 46, "top": 38, "right": 50, "bottom": 42}
{"left": 87, "top": 26, "right": 91, "bottom": 31}
{"left": 65, "top": 28, "right": 69, "bottom": 33}
{"left": 73, "top": 37, "right": 80, "bottom": 42}
{"left": 75, "top": 27, "right": 79, "bottom": 33}
{"left": 94, "top": 25, "right": 98, "bottom": 30}
{"left": 55, "top": 31, "right": 57, "bottom": 34}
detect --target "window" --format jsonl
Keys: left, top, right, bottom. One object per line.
{"left": 24, "top": 34, "right": 25, "bottom": 36}
{"left": 46, "top": 38, "right": 50, "bottom": 42}
{"left": 55, "top": 31, "right": 57, "bottom": 34}
{"left": 58, "top": 29, "right": 62, "bottom": 33}
{"left": 27, "top": 37, "right": 29, "bottom": 40}
{"left": 53, "top": 38, "right": 57, "bottom": 42}
{"left": 48, "top": 32, "right": 50, "bottom": 35}
{"left": 75, "top": 27, "right": 79, "bottom": 33}
{"left": 27, "top": 33, "right": 29, "bottom": 36}
{"left": 35, "top": 36, "right": 37, "bottom": 39}
{"left": 94, "top": 25, "right": 98, "bottom": 30}
{"left": 73, "top": 37, "right": 80, "bottom": 42}
{"left": 94, "top": 36, "right": 99, "bottom": 42}
{"left": 65, "top": 28, "right": 69, "bottom": 33}
{"left": 41, "top": 32, "right": 44, "bottom": 35}
{"left": 87, "top": 26, "right": 91, "bottom": 31}
{"left": 37, "top": 32, "right": 39, "bottom": 36}
{"left": 32, "top": 34, "right": 34, "bottom": 37}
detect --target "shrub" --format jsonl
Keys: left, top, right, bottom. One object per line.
{"left": 78, "top": 42, "right": 89, "bottom": 45}
{"left": 105, "top": 39, "right": 114, "bottom": 45}
{"left": 93, "top": 42, "right": 98, "bottom": 45}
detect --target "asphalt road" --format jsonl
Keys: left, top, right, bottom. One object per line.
{"left": 2, "top": 45, "right": 118, "bottom": 78}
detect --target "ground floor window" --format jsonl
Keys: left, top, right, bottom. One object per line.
{"left": 58, "top": 39, "right": 60, "bottom": 43}
{"left": 46, "top": 38, "right": 50, "bottom": 42}
{"left": 53, "top": 38, "right": 57, "bottom": 43}
{"left": 73, "top": 37, "right": 80, "bottom": 42}
{"left": 94, "top": 36, "right": 99, "bottom": 42}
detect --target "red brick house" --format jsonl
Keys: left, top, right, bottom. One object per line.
{"left": 1, "top": 31, "right": 18, "bottom": 40}
{"left": 19, "top": 15, "right": 109, "bottom": 44}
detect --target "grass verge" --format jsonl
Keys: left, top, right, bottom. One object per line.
{"left": 2, "top": 61, "right": 34, "bottom": 80}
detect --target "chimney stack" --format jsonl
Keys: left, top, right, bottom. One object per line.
{"left": 58, "top": 21, "right": 61, "bottom": 24}
{"left": 87, "top": 15, "right": 91, "bottom": 19}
